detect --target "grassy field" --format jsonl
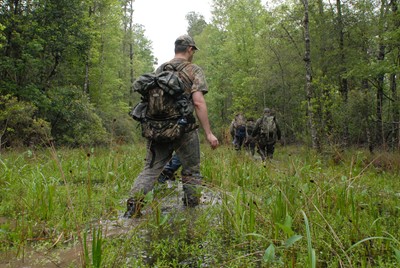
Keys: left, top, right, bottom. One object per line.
{"left": 0, "top": 143, "right": 399, "bottom": 267}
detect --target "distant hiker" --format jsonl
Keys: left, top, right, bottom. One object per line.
{"left": 229, "top": 113, "right": 246, "bottom": 150}
{"left": 244, "top": 117, "right": 256, "bottom": 156}
{"left": 252, "top": 108, "right": 281, "bottom": 160}
{"left": 124, "top": 34, "right": 219, "bottom": 218}
{"left": 157, "top": 154, "right": 181, "bottom": 183}
{"left": 229, "top": 119, "right": 236, "bottom": 145}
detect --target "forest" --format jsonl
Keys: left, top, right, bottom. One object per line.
{"left": 1, "top": 0, "right": 399, "bottom": 267}
{"left": 1, "top": 0, "right": 399, "bottom": 151}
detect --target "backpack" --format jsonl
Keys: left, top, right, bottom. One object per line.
{"left": 131, "top": 62, "right": 194, "bottom": 142}
{"left": 234, "top": 114, "right": 246, "bottom": 137}
{"left": 260, "top": 115, "right": 277, "bottom": 142}
{"left": 234, "top": 114, "right": 246, "bottom": 128}
{"left": 246, "top": 121, "right": 255, "bottom": 135}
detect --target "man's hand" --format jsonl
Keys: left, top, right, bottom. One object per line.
{"left": 192, "top": 91, "right": 219, "bottom": 149}
{"left": 207, "top": 133, "right": 219, "bottom": 149}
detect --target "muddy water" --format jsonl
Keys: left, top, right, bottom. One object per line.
{"left": 0, "top": 182, "right": 222, "bottom": 267}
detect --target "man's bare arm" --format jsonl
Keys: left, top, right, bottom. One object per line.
{"left": 192, "top": 91, "right": 219, "bottom": 149}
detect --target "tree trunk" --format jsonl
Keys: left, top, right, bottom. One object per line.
{"left": 376, "top": 45, "right": 386, "bottom": 148}
{"left": 129, "top": 0, "right": 134, "bottom": 87}
{"left": 315, "top": 0, "right": 334, "bottom": 139}
{"left": 84, "top": 61, "right": 90, "bottom": 94}
{"left": 302, "top": 0, "right": 320, "bottom": 151}
{"left": 4, "top": 0, "right": 20, "bottom": 65}
{"left": 390, "top": 0, "right": 399, "bottom": 150}
{"left": 375, "top": 0, "right": 390, "bottom": 148}
{"left": 362, "top": 79, "right": 374, "bottom": 152}
{"left": 389, "top": 74, "right": 399, "bottom": 150}
{"left": 336, "top": 0, "right": 349, "bottom": 146}
{"left": 84, "top": 5, "right": 94, "bottom": 94}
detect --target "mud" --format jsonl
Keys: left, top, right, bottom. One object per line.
{"left": 0, "top": 182, "right": 222, "bottom": 267}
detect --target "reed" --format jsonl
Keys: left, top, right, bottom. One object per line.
{"left": 0, "top": 145, "right": 399, "bottom": 267}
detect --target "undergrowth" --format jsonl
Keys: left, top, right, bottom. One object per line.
{"left": 0, "top": 144, "right": 399, "bottom": 267}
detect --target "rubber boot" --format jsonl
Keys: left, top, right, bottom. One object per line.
{"left": 123, "top": 197, "right": 143, "bottom": 218}
{"left": 157, "top": 169, "right": 175, "bottom": 184}
{"left": 182, "top": 176, "right": 201, "bottom": 207}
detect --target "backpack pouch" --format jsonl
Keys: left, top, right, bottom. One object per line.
{"left": 130, "top": 101, "right": 147, "bottom": 122}
{"left": 141, "top": 119, "right": 184, "bottom": 143}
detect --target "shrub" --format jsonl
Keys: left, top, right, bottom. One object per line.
{"left": 0, "top": 94, "right": 52, "bottom": 148}
{"left": 45, "top": 87, "right": 108, "bottom": 146}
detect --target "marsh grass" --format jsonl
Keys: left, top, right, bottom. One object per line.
{"left": 0, "top": 144, "right": 399, "bottom": 267}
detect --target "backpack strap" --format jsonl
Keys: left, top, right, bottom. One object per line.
{"left": 171, "top": 61, "right": 192, "bottom": 90}
{"left": 158, "top": 61, "right": 191, "bottom": 85}
{"left": 161, "top": 61, "right": 190, "bottom": 72}
{"left": 175, "top": 61, "right": 191, "bottom": 72}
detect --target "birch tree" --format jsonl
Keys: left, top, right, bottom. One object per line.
{"left": 302, "top": 0, "right": 320, "bottom": 150}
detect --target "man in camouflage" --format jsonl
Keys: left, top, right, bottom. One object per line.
{"left": 124, "top": 35, "right": 219, "bottom": 218}
{"left": 252, "top": 108, "right": 281, "bottom": 160}
{"left": 244, "top": 117, "right": 256, "bottom": 156}
{"left": 229, "top": 113, "right": 246, "bottom": 150}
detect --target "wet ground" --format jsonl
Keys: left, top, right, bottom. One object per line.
{"left": 0, "top": 182, "right": 222, "bottom": 268}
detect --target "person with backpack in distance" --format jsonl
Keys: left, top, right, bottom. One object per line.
{"left": 244, "top": 117, "right": 256, "bottom": 156}
{"left": 124, "top": 35, "right": 219, "bottom": 218}
{"left": 252, "top": 108, "right": 281, "bottom": 160}
{"left": 229, "top": 113, "right": 246, "bottom": 151}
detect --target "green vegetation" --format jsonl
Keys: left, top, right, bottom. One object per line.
{"left": 1, "top": 0, "right": 399, "bottom": 150}
{"left": 0, "top": 0, "right": 153, "bottom": 147}
{"left": 1, "top": 145, "right": 399, "bottom": 267}
{"left": 1, "top": 0, "right": 399, "bottom": 266}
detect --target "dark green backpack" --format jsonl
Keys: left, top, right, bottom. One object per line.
{"left": 131, "top": 62, "right": 194, "bottom": 142}
{"left": 260, "top": 115, "right": 277, "bottom": 142}
{"left": 246, "top": 120, "right": 255, "bottom": 135}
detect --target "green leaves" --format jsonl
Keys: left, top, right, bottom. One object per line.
{"left": 186, "top": 11, "right": 208, "bottom": 37}
{"left": 0, "top": 0, "right": 154, "bottom": 147}
{"left": 302, "top": 210, "right": 316, "bottom": 268}
{"left": 263, "top": 243, "right": 276, "bottom": 264}
{"left": 83, "top": 227, "right": 103, "bottom": 268}
{"left": 285, "top": 234, "right": 303, "bottom": 248}
{"left": 46, "top": 87, "right": 108, "bottom": 146}
{"left": 0, "top": 22, "right": 5, "bottom": 49}
{"left": 394, "top": 247, "right": 400, "bottom": 264}
{"left": 276, "top": 214, "right": 295, "bottom": 237}
{"left": 0, "top": 94, "right": 52, "bottom": 147}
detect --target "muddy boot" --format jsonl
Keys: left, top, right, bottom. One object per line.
{"left": 182, "top": 177, "right": 201, "bottom": 207}
{"left": 250, "top": 146, "right": 255, "bottom": 156}
{"left": 157, "top": 169, "right": 175, "bottom": 184}
{"left": 157, "top": 172, "right": 168, "bottom": 184}
{"left": 168, "top": 171, "right": 176, "bottom": 181}
{"left": 257, "top": 149, "right": 265, "bottom": 161}
{"left": 123, "top": 197, "right": 143, "bottom": 218}
{"left": 182, "top": 187, "right": 200, "bottom": 207}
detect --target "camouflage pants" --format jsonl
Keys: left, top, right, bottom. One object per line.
{"left": 129, "top": 129, "right": 202, "bottom": 207}
{"left": 244, "top": 138, "right": 256, "bottom": 156}
{"left": 257, "top": 141, "right": 276, "bottom": 160}
{"left": 234, "top": 134, "right": 246, "bottom": 150}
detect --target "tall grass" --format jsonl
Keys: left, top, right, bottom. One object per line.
{"left": 83, "top": 227, "right": 103, "bottom": 268}
{"left": 0, "top": 144, "right": 399, "bottom": 267}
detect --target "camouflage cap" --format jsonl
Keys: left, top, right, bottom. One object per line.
{"left": 175, "top": 34, "right": 199, "bottom": 50}
{"left": 264, "top": 108, "right": 271, "bottom": 114}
